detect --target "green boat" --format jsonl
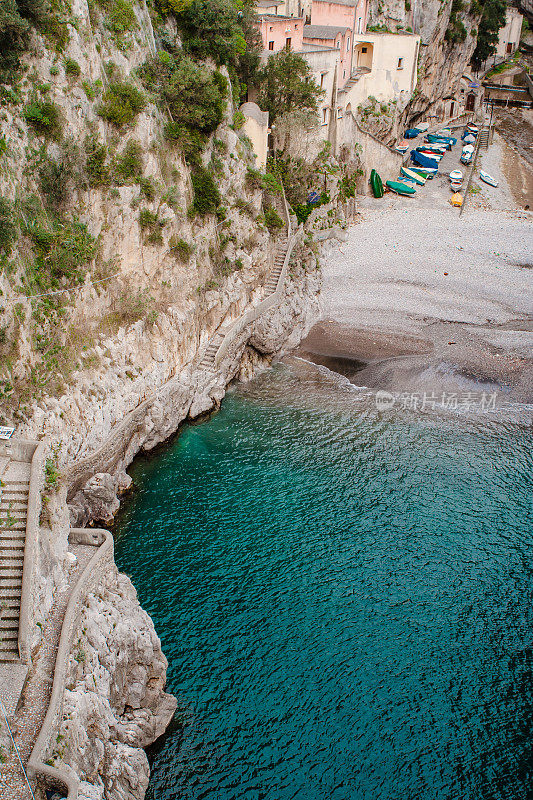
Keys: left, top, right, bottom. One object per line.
{"left": 370, "top": 169, "right": 384, "bottom": 198}
{"left": 400, "top": 166, "right": 426, "bottom": 185}
{"left": 386, "top": 180, "right": 416, "bottom": 196}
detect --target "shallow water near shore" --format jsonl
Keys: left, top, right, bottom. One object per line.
{"left": 114, "top": 362, "right": 533, "bottom": 800}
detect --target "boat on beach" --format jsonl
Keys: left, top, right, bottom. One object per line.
{"left": 449, "top": 170, "right": 463, "bottom": 182}
{"left": 449, "top": 192, "right": 463, "bottom": 206}
{"left": 405, "top": 129, "right": 420, "bottom": 139}
{"left": 460, "top": 144, "right": 474, "bottom": 164}
{"left": 417, "top": 150, "right": 444, "bottom": 160}
{"left": 386, "top": 180, "right": 416, "bottom": 196}
{"left": 401, "top": 166, "right": 426, "bottom": 185}
{"left": 479, "top": 170, "right": 498, "bottom": 187}
{"left": 410, "top": 166, "right": 437, "bottom": 178}
{"left": 426, "top": 134, "right": 456, "bottom": 147}
{"left": 370, "top": 168, "right": 384, "bottom": 198}
{"left": 411, "top": 151, "right": 440, "bottom": 169}
{"left": 395, "top": 140, "right": 409, "bottom": 153}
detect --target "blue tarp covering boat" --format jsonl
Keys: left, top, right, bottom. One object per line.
{"left": 410, "top": 150, "right": 440, "bottom": 168}
{"left": 405, "top": 129, "right": 420, "bottom": 138}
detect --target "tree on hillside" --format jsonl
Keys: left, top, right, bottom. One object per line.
{"left": 0, "top": 0, "right": 30, "bottom": 77}
{"left": 257, "top": 49, "right": 323, "bottom": 123}
{"left": 140, "top": 50, "right": 226, "bottom": 134}
{"left": 471, "top": 0, "right": 507, "bottom": 67}
{"left": 165, "top": 0, "right": 261, "bottom": 90}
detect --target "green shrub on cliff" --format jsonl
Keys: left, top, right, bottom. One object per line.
{"left": 263, "top": 207, "right": 284, "bottom": 232}
{"left": 25, "top": 218, "right": 97, "bottom": 286}
{"left": 97, "top": 80, "right": 146, "bottom": 126}
{"left": 114, "top": 139, "right": 143, "bottom": 182}
{"left": 191, "top": 166, "right": 220, "bottom": 216}
{"left": 85, "top": 135, "right": 111, "bottom": 187}
{"left": 64, "top": 57, "right": 80, "bottom": 77}
{"left": 0, "top": 197, "right": 17, "bottom": 254}
{"left": 23, "top": 98, "right": 63, "bottom": 140}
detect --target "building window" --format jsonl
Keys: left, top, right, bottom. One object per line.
{"left": 286, "top": 37, "right": 291, "bottom": 49}
{"left": 322, "top": 108, "right": 328, "bottom": 125}
{"left": 320, "top": 72, "right": 326, "bottom": 88}
{"left": 294, "top": 23, "right": 298, "bottom": 29}
{"left": 346, "top": 36, "right": 350, "bottom": 50}
{"left": 268, "top": 41, "right": 274, "bottom": 50}
{"left": 343, "top": 69, "right": 346, "bottom": 78}
{"left": 397, "top": 57, "right": 404, "bottom": 69}
{"left": 337, "top": 107, "right": 343, "bottom": 118}
{"left": 357, "top": 16, "right": 362, "bottom": 33}
{"left": 362, "top": 46, "right": 367, "bottom": 53}
{"left": 269, "top": 26, "right": 273, "bottom": 31}
{"left": 336, "top": 39, "right": 340, "bottom": 48}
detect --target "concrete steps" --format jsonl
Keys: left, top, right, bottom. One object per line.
{"left": 478, "top": 128, "right": 489, "bottom": 149}
{"left": 197, "top": 239, "right": 289, "bottom": 372}
{"left": 0, "top": 464, "right": 29, "bottom": 662}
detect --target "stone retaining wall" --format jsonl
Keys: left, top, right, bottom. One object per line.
{"left": 27, "top": 527, "right": 113, "bottom": 800}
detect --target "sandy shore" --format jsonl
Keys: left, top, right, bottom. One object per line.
{"left": 296, "top": 135, "right": 533, "bottom": 403}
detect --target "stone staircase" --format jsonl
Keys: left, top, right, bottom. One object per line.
{"left": 0, "top": 458, "right": 30, "bottom": 663}
{"left": 198, "top": 239, "right": 289, "bottom": 372}
{"left": 339, "top": 66, "right": 371, "bottom": 94}
{"left": 477, "top": 127, "right": 489, "bottom": 150}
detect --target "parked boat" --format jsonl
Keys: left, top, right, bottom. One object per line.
{"left": 426, "top": 134, "right": 456, "bottom": 147}
{"left": 450, "top": 192, "right": 463, "bottom": 207}
{"left": 411, "top": 151, "right": 440, "bottom": 169}
{"left": 479, "top": 170, "right": 498, "bottom": 187}
{"left": 370, "top": 168, "right": 384, "bottom": 198}
{"left": 417, "top": 150, "right": 443, "bottom": 160}
{"left": 395, "top": 140, "right": 409, "bottom": 153}
{"left": 449, "top": 169, "right": 463, "bottom": 181}
{"left": 405, "top": 128, "right": 420, "bottom": 139}
{"left": 466, "top": 124, "right": 479, "bottom": 134}
{"left": 450, "top": 181, "right": 462, "bottom": 192}
{"left": 420, "top": 143, "right": 447, "bottom": 152}
{"left": 462, "top": 133, "right": 476, "bottom": 144}
{"left": 386, "top": 180, "right": 416, "bottom": 196}
{"left": 437, "top": 128, "right": 452, "bottom": 137}
{"left": 416, "top": 122, "right": 430, "bottom": 132}
{"left": 460, "top": 152, "right": 472, "bottom": 165}
{"left": 401, "top": 165, "right": 426, "bottom": 185}
{"left": 411, "top": 168, "right": 435, "bottom": 179}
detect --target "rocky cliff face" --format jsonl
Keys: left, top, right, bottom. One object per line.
{"left": 56, "top": 567, "right": 177, "bottom": 800}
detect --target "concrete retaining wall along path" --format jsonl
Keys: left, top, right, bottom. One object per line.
{"left": 340, "top": 114, "right": 404, "bottom": 192}
{"left": 27, "top": 528, "right": 113, "bottom": 800}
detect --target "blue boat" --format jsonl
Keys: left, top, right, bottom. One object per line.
{"left": 426, "top": 134, "right": 456, "bottom": 147}
{"left": 404, "top": 128, "right": 420, "bottom": 139}
{"left": 411, "top": 150, "right": 439, "bottom": 169}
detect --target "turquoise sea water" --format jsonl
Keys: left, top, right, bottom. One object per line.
{"left": 114, "top": 362, "right": 533, "bottom": 800}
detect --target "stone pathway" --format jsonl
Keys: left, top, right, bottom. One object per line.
{"left": 0, "top": 545, "right": 94, "bottom": 800}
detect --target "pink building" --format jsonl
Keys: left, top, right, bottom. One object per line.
{"left": 302, "top": 25, "right": 351, "bottom": 87}
{"left": 302, "top": 0, "right": 368, "bottom": 88}
{"left": 257, "top": 13, "right": 304, "bottom": 53}
{"left": 311, "top": 0, "right": 368, "bottom": 36}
